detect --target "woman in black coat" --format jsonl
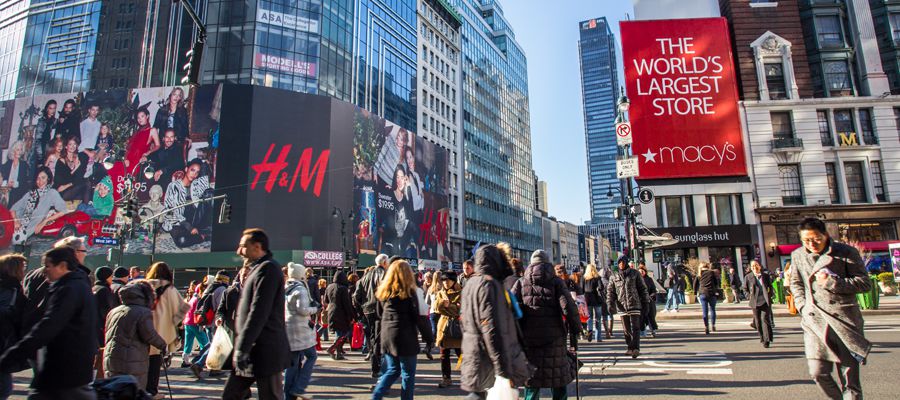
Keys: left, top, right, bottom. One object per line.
{"left": 0, "top": 254, "right": 27, "bottom": 399}
{"left": 325, "top": 271, "right": 354, "bottom": 359}
{"left": 512, "top": 250, "right": 581, "bottom": 399}
{"left": 582, "top": 264, "right": 606, "bottom": 342}
{"left": 692, "top": 262, "right": 720, "bottom": 334}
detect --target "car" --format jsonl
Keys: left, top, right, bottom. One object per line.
{"left": 36, "top": 206, "right": 119, "bottom": 246}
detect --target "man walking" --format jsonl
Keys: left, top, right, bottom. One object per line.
{"left": 663, "top": 263, "right": 681, "bottom": 312}
{"left": 728, "top": 266, "right": 742, "bottom": 304}
{"left": 222, "top": 229, "right": 290, "bottom": 400}
{"left": 353, "top": 253, "right": 389, "bottom": 378}
{"left": 607, "top": 256, "right": 649, "bottom": 358}
{"left": 790, "top": 218, "right": 871, "bottom": 400}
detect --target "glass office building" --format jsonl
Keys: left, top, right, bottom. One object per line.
{"left": 453, "top": 0, "right": 541, "bottom": 258}
{"left": 578, "top": 17, "right": 620, "bottom": 224}
{"left": 0, "top": 0, "right": 102, "bottom": 100}
{"left": 352, "top": 0, "right": 418, "bottom": 131}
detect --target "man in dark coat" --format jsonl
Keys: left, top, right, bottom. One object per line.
{"left": 511, "top": 250, "right": 580, "bottom": 399}
{"left": 92, "top": 266, "right": 116, "bottom": 379}
{"left": 0, "top": 246, "right": 98, "bottom": 399}
{"left": 460, "top": 245, "right": 534, "bottom": 399}
{"left": 222, "top": 229, "right": 290, "bottom": 400}
{"left": 743, "top": 261, "right": 775, "bottom": 347}
{"left": 607, "top": 256, "right": 649, "bottom": 358}
{"left": 325, "top": 271, "right": 354, "bottom": 359}
{"left": 354, "top": 253, "right": 389, "bottom": 377}
{"left": 109, "top": 267, "right": 130, "bottom": 305}
{"left": 728, "top": 266, "right": 743, "bottom": 303}
{"left": 790, "top": 218, "right": 871, "bottom": 399}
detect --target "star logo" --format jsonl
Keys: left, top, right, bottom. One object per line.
{"left": 642, "top": 149, "right": 657, "bottom": 163}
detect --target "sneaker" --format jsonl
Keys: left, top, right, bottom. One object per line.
{"left": 631, "top": 350, "right": 640, "bottom": 359}
{"left": 650, "top": 330, "right": 657, "bottom": 338}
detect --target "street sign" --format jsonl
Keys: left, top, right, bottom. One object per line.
{"left": 615, "top": 122, "right": 632, "bottom": 146}
{"left": 616, "top": 157, "right": 640, "bottom": 179}
{"left": 638, "top": 188, "right": 654, "bottom": 204}
{"left": 94, "top": 237, "right": 120, "bottom": 246}
{"left": 652, "top": 249, "right": 662, "bottom": 263}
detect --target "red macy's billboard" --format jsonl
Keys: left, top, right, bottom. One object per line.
{"left": 620, "top": 18, "right": 747, "bottom": 179}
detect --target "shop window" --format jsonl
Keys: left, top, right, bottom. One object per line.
{"left": 870, "top": 161, "right": 886, "bottom": 202}
{"left": 655, "top": 196, "right": 691, "bottom": 227}
{"left": 825, "top": 162, "right": 841, "bottom": 204}
{"left": 765, "top": 63, "right": 787, "bottom": 100}
{"left": 837, "top": 221, "right": 898, "bottom": 242}
{"left": 775, "top": 224, "right": 800, "bottom": 245}
{"left": 817, "top": 110, "right": 834, "bottom": 146}
{"left": 858, "top": 109, "right": 877, "bottom": 145}
{"left": 779, "top": 164, "right": 804, "bottom": 205}
{"left": 843, "top": 161, "right": 867, "bottom": 203}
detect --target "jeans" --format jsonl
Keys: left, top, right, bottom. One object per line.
{"left": 586, "top": 305, "right": 603, "bottom": 341}
{"left": 524, "top": 386, "right": 567, "bottom": 400}
{"left": 372, "top": 354, "right": 416, "bottom": 400}
{"left": 440, "top": 348, "right": 461, "bottom": 379}
{"left": 429, "top": 313, "right": 440, "bottom": 337}
{"left": 0, "top": 372, "right": 11, "bottom": 399}
{"left": 285, "top": 346, "right": 318, "bottom": 397}
{"left": 698, "top": 294, "right": 717, "bottom": 327}
{"left": 677, "top": 290, "right": 685, "bottom": 304}
{"left": 183, "top": 324, "right": 210, "bottom": 360}
{"left": 665, "top": 288, "right": 680, "bottom": 310}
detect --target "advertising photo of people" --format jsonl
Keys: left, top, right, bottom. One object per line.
{"left": 0, "top": 85, "right": 220, "bottom": 254}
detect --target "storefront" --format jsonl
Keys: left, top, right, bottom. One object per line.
{"left": 643, "top": 224, "right": 758, "bottom": 277}
{"left": 759, "top": 204, "right": 900, "bottom": 270}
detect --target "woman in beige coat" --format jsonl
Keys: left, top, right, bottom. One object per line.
{"left": 434, "top": 271, "right": 462, "bottom": 388}
{"left": 144, "top": 262, "right": 189, "bottom": 399}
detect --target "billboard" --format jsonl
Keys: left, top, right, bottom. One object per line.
{"left": 0, "top": 85, "right": 220, "bottom": 255}
{"left": 620, "top": 18, "right": 747, "bottom": 179}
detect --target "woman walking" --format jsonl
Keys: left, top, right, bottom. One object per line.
{"left": 434, "top": 271, "right": 462, "bottom": 388}
{"left": 145, "top": 262, "right": 189, "bottom": 399}
{"left": 103, "top": 281, "right": 167, "bottom": 389}
{"left": 371, "top": 260, "right": 433, "bottom": 400}
{"left": 182, "top": 280, "right": 210, "bottom": 367}
{"left": 638, "top": 266, "right": 658, "bottom": 337}
{"left": 742, "top": 260, "right": 775, "bottom": 348}
{"left": 582, "top": 264, "right": 605, "bottom": 342}
{"left": 284, "top": 263, "right": 319, "bottom": 400}
{"left": 692, "top": 262, "right": 720, "bottom": 335}
{"left": 325, "top": 271, "right": 354, "bottom": 360}
{"left": 0, "top": 254, "right": 27, "bottom": 399}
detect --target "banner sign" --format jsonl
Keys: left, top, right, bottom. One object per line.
{"left": 257, "top": 7, "right": 319, "bottom": 33}
{"left": 254, "top": 53, "right": 317, "bottom": 77}
{"left": 303, "top": 250, "right": 344, "bottom": 267}
{"left": 891, "top": 243, "right": 900, "bottom": 283}
{"left": 653, "top": 225, "right": 755, "bottom": 249}
{"left": 620, "top": 18, "right": 747, "bottom": 179}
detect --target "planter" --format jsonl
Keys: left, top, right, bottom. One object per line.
{"left": 878, "top": 281, "right": 897, "bottom": 296}
{"left": 685, "top": 293, "right": 696, "bottom": 304}
{"left": 724, "top": 288, "right": 735, "bottom": 303}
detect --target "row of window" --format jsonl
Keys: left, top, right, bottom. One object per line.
{"left": 770, "top": 108, "right": 879, "bottom": 146}
{"left": 779, "top": 160, "right": 887, "bottom": 205}
{"left": 653, "top": 194, "right": 747, "bottom": 228}
{"left": 419, "top": 1, "right": 459, "bottom": 61}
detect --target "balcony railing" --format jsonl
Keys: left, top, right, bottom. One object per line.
{"left": 772, "top": 137, "right": 804, "bottom": 150}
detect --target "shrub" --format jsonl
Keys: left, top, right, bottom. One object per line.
{"left": 876, "top": 272, "right": 895, "bottom": 285}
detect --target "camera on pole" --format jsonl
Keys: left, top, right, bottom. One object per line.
{"left": 181, "top": 40, "right": 204, "bottom": 87}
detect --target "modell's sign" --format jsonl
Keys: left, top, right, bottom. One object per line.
{"left": 257, "top": 7, "right": 319, "bottom": 33}
{"left": 620, "top": 18, "right": 747, "bottom": 179}
{"left": 303, "top": 251, "right": 344, "bottom": 267}
{"left": 254, "top": 53, "right": 317, "bottom": 77}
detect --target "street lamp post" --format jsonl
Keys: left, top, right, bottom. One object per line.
{"left": 332, "top": 207, "right": 355, "bottom": 270}
{"left": 611, "top": 90, "right": 642, "bottom": 264}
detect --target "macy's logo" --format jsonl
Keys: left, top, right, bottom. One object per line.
{"left": 641, "top": 142, "right": 738, "bottom": 165}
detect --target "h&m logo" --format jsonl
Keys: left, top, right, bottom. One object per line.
{"left": 250, "top": 143, "right": 330, "bottom": 197}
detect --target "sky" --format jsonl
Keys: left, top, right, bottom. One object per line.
{"left": 500, "top": 1, "right": 634, "bottom": 225}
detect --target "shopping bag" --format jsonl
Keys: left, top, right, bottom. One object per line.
{"left": 487, "top": 375, "right": 519, "bottom": 400}
{"left": 576, "top": 295, "right": 589, "bottom": 324}
{"left": 205, "top": 327, "right": 233, "bottom": 371}
{"left": 351, "top": 322, "right": 365, "bottom": 350}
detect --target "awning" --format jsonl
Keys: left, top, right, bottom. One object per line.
{"left": 777, "top": 241, "right": 897, "bottom": 255}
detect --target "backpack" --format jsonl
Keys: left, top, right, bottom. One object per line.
{"left": 194, "top": 293, "right": 215, "bottom": 325}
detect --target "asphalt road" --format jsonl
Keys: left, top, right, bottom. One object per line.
{"left": 10, "top": 314, "right": 900, "bottom": 399}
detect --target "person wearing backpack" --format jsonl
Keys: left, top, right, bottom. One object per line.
{"left": 284, "top": 262, "right": 319, "bottom": 400}
{"left": 103, "top": 280, "right": 167, "bottom": 389}
{"left": 188, "top": 271, "right": 231, "bottom": 378}
{"left": 145, "top": 262, "right": 189, "bottom": 399}
{"left": 183, "top": 279, "right": 210, "bottom": 367}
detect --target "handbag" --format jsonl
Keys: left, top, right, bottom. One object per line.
{"left": 443, "top": 317, "right": 463, "bottom": 340}
{"left": 205, "top": 327, "right": 233, "bottom": 370}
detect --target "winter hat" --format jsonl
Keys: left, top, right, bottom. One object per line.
{"left": 616, "top": 256, "right": 630, "bottom": 266}
{"left": 286, "top": 262, "right": 307, "bottom": 281}
{"left": 530, "top": 250, "right": 550, "bottom": 265}
{"left": 113, "top": 267, "right": 129, "bottom": 279}
{"left": 95, "top": 266, "right": 113, "bottom": 282}
{"left": 440, "top": 270, "right": 458, "bottom": 282}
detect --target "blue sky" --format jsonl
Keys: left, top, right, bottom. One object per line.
{"left": 501, "top": 1, "right": 634, "bottom": 224}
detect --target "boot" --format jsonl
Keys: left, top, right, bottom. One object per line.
{"left": 438, "top": 377, "right": 452, "bottom": 388}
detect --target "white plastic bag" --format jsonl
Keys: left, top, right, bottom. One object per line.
{"left": 487, "top": 375, "right": 519, "bottom": 400}
{"left": 205, "top": 328, "right": 233, "bottom": 371}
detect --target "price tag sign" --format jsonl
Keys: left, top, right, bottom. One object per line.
{"left": 616, "top": 122, "right": 632, "bottom": 146}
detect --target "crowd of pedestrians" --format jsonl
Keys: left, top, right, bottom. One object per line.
{"left": 0, "top": 217, "right": 875, "bottom": 399}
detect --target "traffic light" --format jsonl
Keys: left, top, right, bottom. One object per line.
{"left": 218, "top": 198, "right": 232, "bottom": 224}
{"left": 124, "top": 197, "right": 137, "bottom": 218}
{"left": 181, "top": 40, "right": 204, "bottom": 86}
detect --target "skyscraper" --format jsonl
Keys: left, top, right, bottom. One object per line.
{"left": 578, "top": 17, "right": 620, "bottom": 224}
{"left": 453, "top": 0, "right": 541, "bottom": 259}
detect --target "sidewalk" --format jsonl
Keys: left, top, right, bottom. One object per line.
{"left": 655, "top": 293, "right": 900, "bottom": 320}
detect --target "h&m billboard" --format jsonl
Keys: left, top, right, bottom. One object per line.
{"left": 620, "top": 17, "right": 747, "bottom": 179}
{"left": 0, "top": 84, "right": 450, "bottom": 260}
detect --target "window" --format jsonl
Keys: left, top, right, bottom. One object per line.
{"left": 770, "top": 112, "right": 794, "bottom": 139}
{"left": 858, "top": 109, "right": 877, "bottom": 144}
{"left": 825, "top": 162, "right": 841, "bottom": 204}
{"left": 765, "top": 63, "right": 787, "bottom": 99}
{"left": 705, "top": 195, "right": 744, "bottom": 225}
{"left": 844, "top": 161, "right": 868, "bottom": 203}
{"left": 871, "top": 161, "right": 886, "bottom": 202}
{"left": 817, "top": 110, "right": 834, "bottom": 146}
{"left": 779, "top": 164, "right": 804, "bottom": 205}
{"left": 824, "top": 61, "right": 852, "bottom": 96}
{"left": 655, "top": 197, "right": 691, "bottom": 227}
{"left": 834, "top": 109, "right": 855, "bottom": 139}
{"left": 890, "top": 13, "right": 900, "bottom": 41}
{"left": 816, "top": 15, "right": 844, "bottom": 48}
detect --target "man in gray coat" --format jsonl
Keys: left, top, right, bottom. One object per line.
{"left": 789, "top": 218, "right": 871, "bottom": 400}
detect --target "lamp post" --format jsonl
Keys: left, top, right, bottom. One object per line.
{"left": 612, "top": 90, "right": 642, "bottom": 264}
{"left": 332, "top": 207, "right": 355, "bottom": 270}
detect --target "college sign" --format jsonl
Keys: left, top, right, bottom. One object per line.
{"left": 303, "top": 251, "right": 344, "bottom": 267}
{"left": 620, "top": 18, "right": 748, "bottom": 179}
